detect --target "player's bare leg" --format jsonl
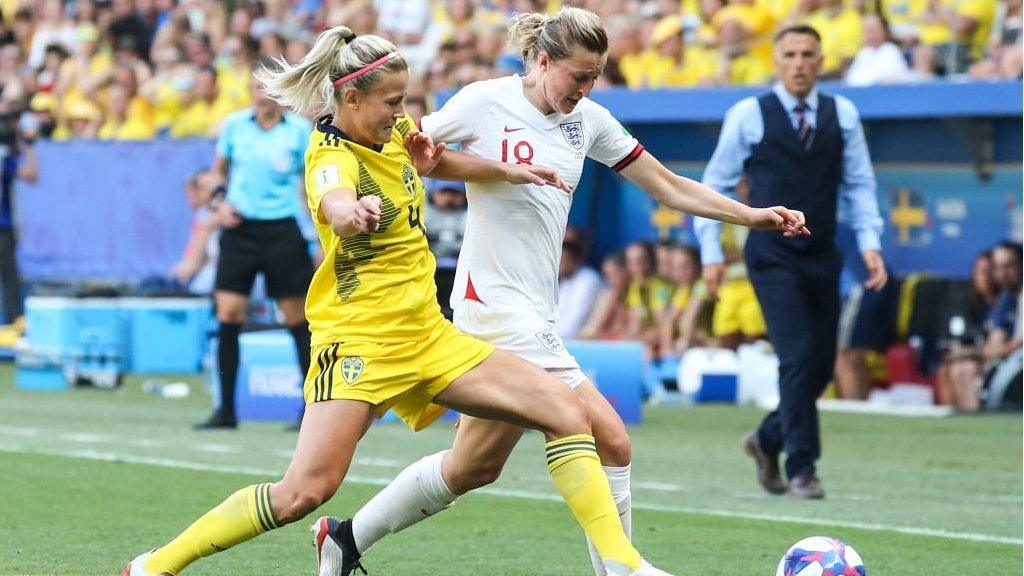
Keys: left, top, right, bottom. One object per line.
{"left": 123, "top": 400, "right": 374, "bottom": 576}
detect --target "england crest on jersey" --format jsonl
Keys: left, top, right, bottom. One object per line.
{"left": 535, "top": 329, "right": 564, "bottom": 352}
{"left": 560, "top": 121, "right": 585, "bottom": 150}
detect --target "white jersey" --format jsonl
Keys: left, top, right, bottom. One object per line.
{"left": 420, "top": 75, "right": 643, "bottom": 322}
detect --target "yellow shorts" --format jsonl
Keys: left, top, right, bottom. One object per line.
{"left": 712, "top": 279, "right": 767, "bottom": 337}
{"left": 303, "top": 313, "right": 494, "bottom": 431}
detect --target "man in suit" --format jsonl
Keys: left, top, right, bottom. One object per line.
{"left": 694, "top": 24, "right": 887, "bottom": 499}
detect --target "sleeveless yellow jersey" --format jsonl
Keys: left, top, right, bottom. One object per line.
{"left": 304, "top": 114, "right": 440, "bottom": 346}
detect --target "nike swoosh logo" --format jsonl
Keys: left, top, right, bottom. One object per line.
{"left": 503, "top": 126, "right": 524, "bottom": 133}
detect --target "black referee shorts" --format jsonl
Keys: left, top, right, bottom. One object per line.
{"left": 215, "top": 217, "right": 314, "bottom": 299}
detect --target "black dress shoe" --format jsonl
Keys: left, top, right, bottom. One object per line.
{"left": 788, "top": 475, "right": 825, "bottom": 499}
{"left": 193, "top": 411, "right": 237, "bottom": 430}
{"left": 742, "top": 431, "right": 787, "bottom": 495}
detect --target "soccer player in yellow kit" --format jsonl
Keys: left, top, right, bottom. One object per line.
{"left": 120, "top": 26, "right": 681, "bottom": 576}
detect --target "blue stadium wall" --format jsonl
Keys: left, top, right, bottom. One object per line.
{"left": 16, "top": 81, "right": 1022, "bottom": 282}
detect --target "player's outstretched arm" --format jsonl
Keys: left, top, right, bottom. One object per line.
{"left": 434, "top": 148, "right": 572, "bottom": 191}
{"left": 619, "top": 151, "right": 810, "bottom": 237}
{"left": 319, "top": 188, "right": 382, "bottom": 236}
{"left": 404, "top": 131, "right": 572, "bottom": 192}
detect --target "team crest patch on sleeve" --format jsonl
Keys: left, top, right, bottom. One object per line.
{"left": 535, "top": 329, "right": 564, "bottom": 352}
{"left": 341, "top": 357, "right": 364, "bottom": 383}
{"left": 559, "top": 121, "right": 585, "bottom": 150}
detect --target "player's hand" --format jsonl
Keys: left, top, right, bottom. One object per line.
{"left": 503, "top": 164, "right": 573, "bottom": 193}
{"left": 702, "top": 262, "right": 725, "bottom": 300}
{"left": 747, "top": 206, "right": 810, "bottom": 237}
{"left": 216, "top": 201, "right": 243, "bottom": 229}
{"left": 862, "top": 249, "right": 888, "bottom": 291}
{"left": 351, "top": 195, "right": 382, "bottom": 233}
{"left": 170, "top": 262, "right": 197, "bottom": 285}
{"left": 405, "top": 130, "right": 446, "bottom": 176}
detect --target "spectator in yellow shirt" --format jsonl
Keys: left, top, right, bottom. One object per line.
{"left": 632, "top": 14, "right": 708, "bottom": 88}
{"left": 98, "top": 82, "right": 155, "bottom": 140}
{"left": 709, "top": 222, "right": 767, "bottom": 350}
{"left": 54, "top": 25, "right": 112, "bottom": 108}
{"left": 713, "top": 0, "right": 778, "bottom": 38}
{"left": 713, "top": 0, "right": 778, "bottom": 60}
{"left": 603, "top": 14, "right": 645, "bottom": 86}
{"left": 764, "top": 0, "right": 802, "bottom": 22}
{"left": 805, "top": 0, "right": 864, "bottom": 76}
{"left": 171, "top": 66, "right": 236, "bottom": 139}
{"left": 917, "top": 0, "right": 997, "bottom": 73}
{"left": 659, "top": 244, "right": 702, "bottom": 357}
{"left": 715, "top": 19, "right": 775, "bottom": 85}
{"left": 684, "top": 0, "right": 726, "bottom": 80}
{"left": 624, "top": 241, "right": 674, "bottom": 356}
{"left": 54, "top": 98, "right": 102, "bottom": 140}
{"left": 214, "top": 35, "right": 257, "bottom": 112}
{"left": 140, "top": 45, "right": 193, "bottom": 135}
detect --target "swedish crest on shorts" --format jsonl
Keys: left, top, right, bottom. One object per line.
{"left": 560, "top": 121, "right": 585, "bottom": 150}
{"left": 402, "top": 164, "right": 418, "bottom": 197}
{"left": 341, "top": 356, "right": 364, "bottom": 383}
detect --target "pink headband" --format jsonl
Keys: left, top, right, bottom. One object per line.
{"left": 332, "top": 52, "right": 401, "bottom": 87}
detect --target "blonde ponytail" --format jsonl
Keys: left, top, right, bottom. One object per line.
{"left": 509, "top": 7, "right": 608, "bottom": 69}
{"left": 257, "top": 26, "right": 407, "bottom": 116}
{"left": 508, "top": 12, "right": 548, "bottom": 63}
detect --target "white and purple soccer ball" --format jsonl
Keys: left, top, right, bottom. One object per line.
{"left": 776, "top": 536, "right": 867, "bottom": 576}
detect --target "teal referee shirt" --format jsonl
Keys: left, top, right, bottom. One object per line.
{"left": 216, "top": 109, "right": 312, "bottom": 221}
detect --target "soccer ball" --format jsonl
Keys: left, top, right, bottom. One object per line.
{"left": 775, "top": 536, "right": 866, "bottom": 576}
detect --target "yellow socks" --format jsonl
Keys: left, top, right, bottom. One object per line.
{"left": 145, "top": 483, "right": 280, "bottom": 575}
{"left": 546, "top": 435, "right": 641, "bottom": 571}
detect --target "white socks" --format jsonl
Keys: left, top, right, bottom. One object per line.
{"left": 351, "top": 450, "right": 457, "bottom": 554}
{"left": 349, "top": 451, "right": 633, "bottom": 576}
{"left": 587, "top": 464, "right": 633, "bottom": 576}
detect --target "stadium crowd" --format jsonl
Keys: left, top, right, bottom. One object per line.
{"left": 0, "top": 0, "right": 1017, "bottom": 415}
{"left": 0, "top": 0, "right": 1019, "bottom": 141}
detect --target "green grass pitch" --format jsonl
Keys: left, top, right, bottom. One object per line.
{"left": 0, "top": 368, "right": 1019, "bottom": 575}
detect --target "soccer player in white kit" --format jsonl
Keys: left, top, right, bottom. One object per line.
{"left": 312, "top": 8, "right": 809, "bottom": 576}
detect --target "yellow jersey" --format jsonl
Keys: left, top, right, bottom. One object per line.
{"left": 805, "top": 8, "right": 864, "bottom": 74}
{"left": 626, "top": 276, "right": 674, "bottom": 327}
{"left": 304, "top": 114, "right": 439, "bottom": 346}
{"left": 170, "top": 96, "right": 237, "bottom": 139}
{"left": 670, "top": 283, "right": 692, "bottom": 311}
{"left": 97, "top": 116, "right": 156, "bottom": 140}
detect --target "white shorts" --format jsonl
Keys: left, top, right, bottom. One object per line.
{"left": 453, "top": 300, "right": 587, "bottom": 389}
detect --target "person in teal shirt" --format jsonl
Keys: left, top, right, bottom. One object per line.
{"left": 196, "top": 64, "right": 314, "bottom": 430}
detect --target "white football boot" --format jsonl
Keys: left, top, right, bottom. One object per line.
{"left": 311, "top": 516, "right": 367, "bottom": 576}
{"left": 604, "top": 558, "right": 677, "bottom": 576}
{"left": 119, "top": 550, "right": 172, "bottom": 576}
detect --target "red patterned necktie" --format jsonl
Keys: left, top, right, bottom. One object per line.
{"left": 794, "top": 101, "right": 812, "bottom": 148}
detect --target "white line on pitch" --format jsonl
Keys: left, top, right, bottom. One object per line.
{"left": 3, "top": 444, "right": 1020, "bottom": 547}
{"left": 0, "top": 426, "right": 38, "bottom": 437}
{"left": 194, "top": 443, "right": 238, "bottom": 454}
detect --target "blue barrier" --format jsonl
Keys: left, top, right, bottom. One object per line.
{"left": 565, "top": 340, "right": 645, "bottom": 424}
{"left": 232, "top": 330, "right": 305, "bottom": 422}
{"left": 588, "top": 81, "right": 1022, "bottom": 123}
{"left": 224, "top": 331, "right": 647, "bottom": 424}
{"left": 17, "top": 140, "right": 214, "bottom": 281}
